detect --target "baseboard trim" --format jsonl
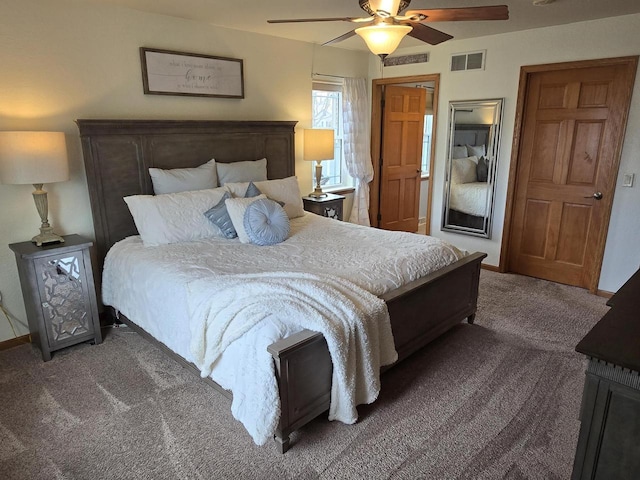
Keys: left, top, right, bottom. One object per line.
{"left": 596, "top": 289, "right": 613, "bottom": 299}
{"left": 481, "top": 264, "right": 500, "bottom": 272}
{"left": 0, "top": 334, "right": 30, "bottom": 351}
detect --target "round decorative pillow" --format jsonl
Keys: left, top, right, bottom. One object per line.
{"left": 243, "top": 198, "right": 290, "bottom": 246}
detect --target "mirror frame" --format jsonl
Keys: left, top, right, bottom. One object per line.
{"left": 442, "top": 98, "right": 504, "bottom": 238}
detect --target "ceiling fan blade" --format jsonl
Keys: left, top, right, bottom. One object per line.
{"left": 322, "top": 30, "right": 358, "bottom": 46}
{"left": 268, "top": 17, "right": 372, "bottom": 24}
{"left": 405, "top": 23, "right": 453, "bottom": 45}
{"left": 405, "top": 5, "right": 509, "bottom": 22}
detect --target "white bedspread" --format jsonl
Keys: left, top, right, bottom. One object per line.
{"left": 187, "top": 271, "right": 397, "bottom": 444}
{"left": 102, "top": 213, "right": 464, "bottom": 444}
{"left": 450, "top": 182, "right": 488, "bottom": 217}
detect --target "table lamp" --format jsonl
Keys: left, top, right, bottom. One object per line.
{"left": 0, "top": 131, "right": 69, "bottom": 246}
{"left": 303, "top": 129, "right": 335, "bottom": 198}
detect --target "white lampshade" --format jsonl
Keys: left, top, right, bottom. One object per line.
{"left": 0, "top": 131, "right": 69, "bottom": 185}
{"left": 355, "top": 24, "right": 412, "bottom": 57}
{"left": 303, "top": 129, "right": 335, "bottom": 162}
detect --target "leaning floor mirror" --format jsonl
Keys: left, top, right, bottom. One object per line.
{"left": 442, "top": 98, "right": 503, "bottom": 238}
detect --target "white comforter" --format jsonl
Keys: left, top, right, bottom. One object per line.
{"left": 102, "top": 213, "right": 463, "bottom": 444}
{"left": 450, "top": 181, "right": 488, "bottom": 217}
{"left": 188, "top": 271, "right": 397, "bottom": 444}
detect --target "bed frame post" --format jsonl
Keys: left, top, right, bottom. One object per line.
{"left": 268, "top": 329, "right": 333, "bottom": 453}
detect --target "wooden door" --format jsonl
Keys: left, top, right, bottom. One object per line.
{"left": 379, "top": 85, "right": 426, "bottom": 231}
{"left": 508, "top": 59, "right": 637, "bottom": 289}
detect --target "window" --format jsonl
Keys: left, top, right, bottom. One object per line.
{"left": 421, "top": 114, "right": 433, "bottom": 177}
{"left": 312, "top": 82, "right": 352, "bottom": 190}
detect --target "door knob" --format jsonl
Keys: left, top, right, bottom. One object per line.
{"left": 584, "top": 192, "right": 603, "bottom": 200}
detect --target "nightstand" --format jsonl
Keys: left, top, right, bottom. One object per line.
{"left": 9, "top": 235, "right": 102, "bottom": 361}
{"left": 302, "top": 193, "right": 345, "bottom": 221}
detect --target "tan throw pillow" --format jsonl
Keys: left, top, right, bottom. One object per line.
{"left": 225, "top": 194, "right": 267, "bottom": 243}
{"left": 225, "top": 176, "right": 305, "bottom": 219}
{"left": 451, "top": 156, "right": 479, "bottom": 184}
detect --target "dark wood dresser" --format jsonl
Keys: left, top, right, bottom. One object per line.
{"left": 572, "top": 267, "right": 640, "bottom": 479}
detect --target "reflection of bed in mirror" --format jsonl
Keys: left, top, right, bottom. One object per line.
{"left": 448, "top": 124, "right": 491, "bottom": 229}
{"left": 444, "top": 98, "right": 503, "bottom": 238}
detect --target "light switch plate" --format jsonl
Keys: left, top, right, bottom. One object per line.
{"left": 622, "top": 173, "right": 634, "bottom": 187}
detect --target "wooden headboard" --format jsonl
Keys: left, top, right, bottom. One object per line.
{"left": 453, "top": 124, "right": 491, "bottom": 147}
{"left": 76, "top": 119, "right": 297, "bottom": 268}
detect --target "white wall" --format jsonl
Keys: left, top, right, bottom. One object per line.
{"left": 0, "top": 0, "right": 369, "bottom": 342}
{"left": 370, "top": 14, "right": 640, "bottom": 293}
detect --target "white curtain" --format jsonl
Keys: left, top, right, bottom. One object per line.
{"left": 342, "top": 77, "right": 374, "bottom": 226}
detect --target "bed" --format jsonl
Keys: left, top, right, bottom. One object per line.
{"left": 77, "top": 119, "right": 486, "bottom": 453}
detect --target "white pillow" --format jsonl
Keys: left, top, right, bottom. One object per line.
{"left": 452, "top": 146, "right": 469, "bottom": 159}
{"left": 149, "top": 159, "right": 218, "bottom": 194}
{"left": 124, "top": 186, "right": 229, "bottom": 246}
{"left": 216, "top": 158, "right": 268, "bottom": 185}
{"left": 225, "top": 176, "right": 305, "bottom": 219}
{"left": 467, "top": 144, "right": 486, "bottom": 158}
{"left": 451, "top": 156, "right": 479, "bottom": 185}
{"left": 225, "top": 194, "right": 267, "bottom": 243}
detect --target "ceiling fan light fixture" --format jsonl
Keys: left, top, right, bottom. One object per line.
{"left": 359, "top": 0, "right": 411, "bottom": 16}
{"left": 355, "top": 24, "right": 412, "bottom": 57}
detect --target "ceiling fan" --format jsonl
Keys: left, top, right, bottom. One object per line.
{"left": 268, "top": 1, "right": 509, "bottom": 58}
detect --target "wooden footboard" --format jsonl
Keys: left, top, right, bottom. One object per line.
{"left": 384, "top": 252, "right": 485, "bottom": 363}
{"left": 266, "top": 252, "right": 486, "bottom": 452}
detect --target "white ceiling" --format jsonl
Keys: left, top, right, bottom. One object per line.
{"left": 86, "top": 0, "right": 640, "bottom": 51}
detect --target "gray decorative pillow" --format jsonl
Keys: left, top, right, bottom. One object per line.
{"left": 245, "top": 182, "right": 262, "bottom": 198}
{"left": 476, "top": 156, "right": 489, "bottom": 183}
{"left": 243, "top": 198, "right": 290, "bottom": 246}
{"left": 203, "top": 191, "right": 237, "bottom": 239}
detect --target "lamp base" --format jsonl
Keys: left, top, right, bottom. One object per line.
{"left": 32, "top": 226, "right": 65, "bottom": 247}
{"left": 30, "top": 184, "right": 65, "bottom": 246}
{"left": 307, "top": 187, "right": 327, "bottom": 198}
{"left": 309, "top": 161, "right": 327, "bottom": 198}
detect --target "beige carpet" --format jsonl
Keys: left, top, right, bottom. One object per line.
{"left": 0, "top": 271, "right": 609, "bottom": 479}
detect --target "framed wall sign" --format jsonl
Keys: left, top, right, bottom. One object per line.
{"left": 140, "top": 47, "right": 244, "bottom": 99}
